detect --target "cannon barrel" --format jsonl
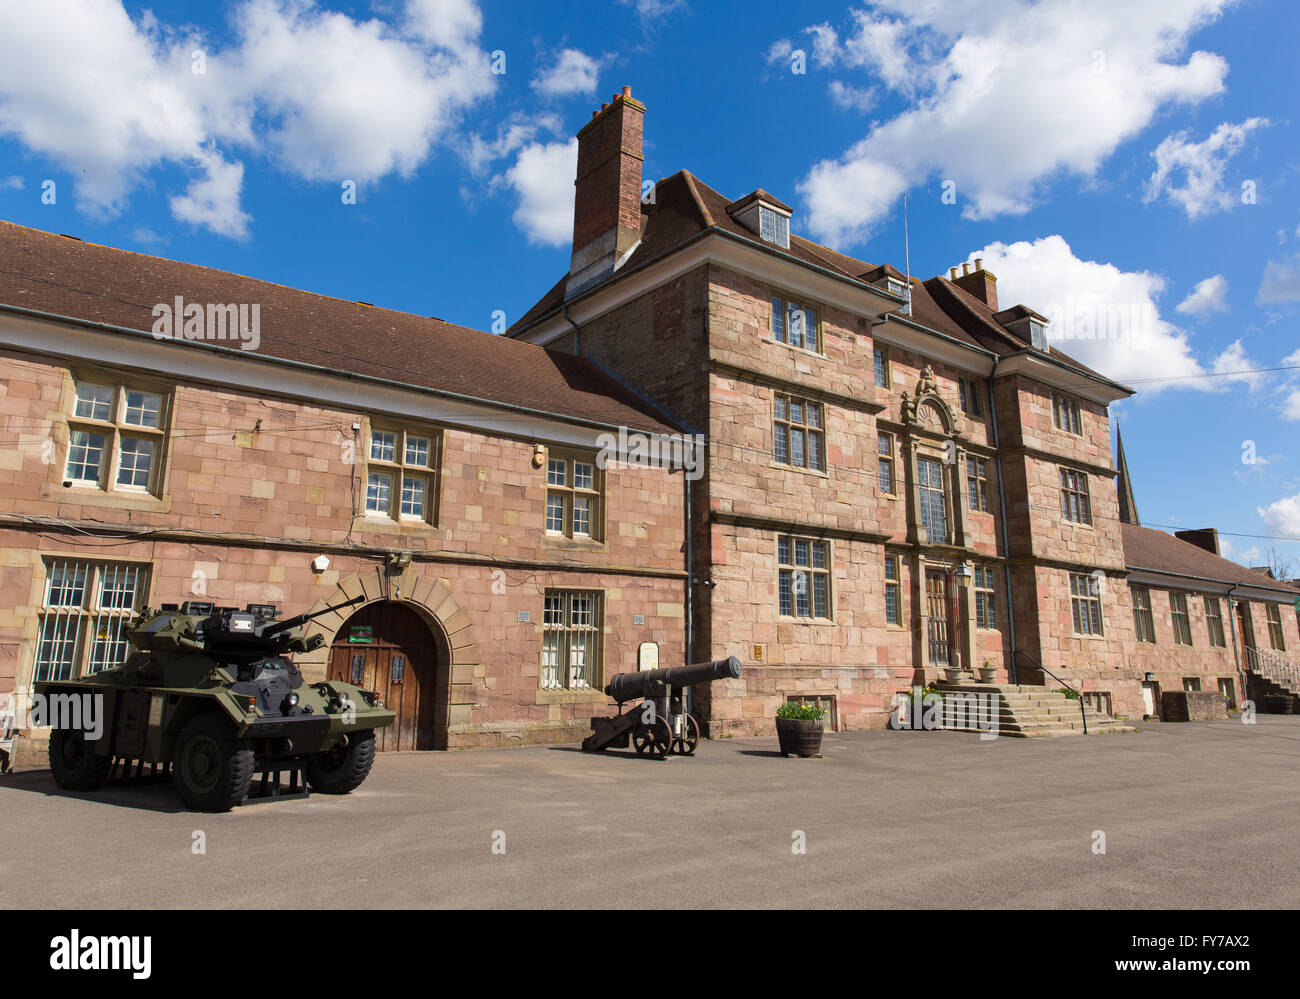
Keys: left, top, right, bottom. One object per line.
{"left": 261, "top": 594, "right": 365, "bottom": 638}
{"left": 605, "top": 655, "right": 742, "bottom": 703}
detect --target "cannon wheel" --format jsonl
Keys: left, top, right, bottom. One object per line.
{"left": 632, "top": 717, "right": 673, "bottom": 759}
{"left": 671, "top": 714, "right": 700, "bottom": 756}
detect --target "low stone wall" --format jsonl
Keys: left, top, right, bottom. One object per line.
{"left": 1160, "top": 690, "right": 1228, "bottom": 722}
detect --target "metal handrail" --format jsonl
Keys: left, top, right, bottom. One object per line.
{"left": 1015, "top": 650, "right": 1087, "bottom": 734}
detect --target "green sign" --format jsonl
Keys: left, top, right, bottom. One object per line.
{"left": 348, "top": 625, "right": 373, "bottom": 644}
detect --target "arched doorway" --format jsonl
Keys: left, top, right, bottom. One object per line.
{"left": 327, "top": 601, "right": 444, "bottom": 751}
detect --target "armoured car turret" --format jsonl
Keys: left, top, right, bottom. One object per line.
{"left": 34, "top": 594, "right": 396, "bottom": 811}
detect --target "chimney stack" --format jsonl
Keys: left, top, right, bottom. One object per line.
{"left": 566, "top": 86, "right": 645, "bottom": 299}
{"left": 1175, "top": 528, "right": 1221, "bottom": 557}
{"left": 951, "top": 260, "right": 999, "bottom": 311}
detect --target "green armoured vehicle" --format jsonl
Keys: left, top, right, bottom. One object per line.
{"left": 34, "top": 594, "right": 396, "bottom": 811}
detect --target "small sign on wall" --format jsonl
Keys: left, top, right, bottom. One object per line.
{"left": 638, "top": 642, "right": 659, "bottom": 672}
{"left": 752, "top": 644, "right": 765, "bottom": 662}
{"left": 348, "top": 625, "right": 373, "bottom": 644}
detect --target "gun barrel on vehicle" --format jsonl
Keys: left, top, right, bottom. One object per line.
{"left": 605, "top": 655, "right": 742, "bottom": 703}
{"left": 261, "top": 594, "right": 366, "bottom": 638}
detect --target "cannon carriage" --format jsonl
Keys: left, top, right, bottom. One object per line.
{"left": 581, "top": 656, "right": 742, "bottom": 759}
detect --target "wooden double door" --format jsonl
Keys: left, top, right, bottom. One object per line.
{"left": 328, "top": 602, "right": 441, "bottom": 752}
{"left": 926, "top": 571, "right": 951, "bottom": 666}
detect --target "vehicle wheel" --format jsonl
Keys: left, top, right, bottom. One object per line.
{"left": 172, "top": 713, "right": 255, "bottom": 812}
{"left": 48, "top": 727, "right": 112, "bottom": 791}
{"left": 306, "top": 730, "right": 375, "bottom": 794}
{"left": 632, "top": 717, "right": 673, "bottom": 759}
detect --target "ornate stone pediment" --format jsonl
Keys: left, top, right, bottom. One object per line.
{"left": 900, "top": 365, "right": 962, "bottom": 435}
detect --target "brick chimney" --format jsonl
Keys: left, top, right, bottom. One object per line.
{"left": 951, "top": 258, "right": 998, "bottom": 311}
{"left": 566, "top": 86, "right": 645, "bottom": 299}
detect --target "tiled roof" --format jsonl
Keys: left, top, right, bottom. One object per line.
{"left": 1121, "top": 523, "right": 1300, "bottom": 596}
{"left": 0, "top": 220, "right": 681, "bottom": 435}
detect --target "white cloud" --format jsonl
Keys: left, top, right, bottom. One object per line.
{"left": 970, "top": 235, "right": 1259, "bottom": 392}
{"left": 463, "top": 112, "right": 561, "bottom": 176}
{"left": 1257, "top": 253, "right": 1300, "bottom": 304}
{"left": 498, "top": 138, "right": 577, "bottom": 246}
{"left": 2, "top": 175, "right": 23, "bottom": 190}
{"left": 1144, "top": 118, "right": 1268, "bottom": 218}
{"left": 0, "top": 0, "right": 494, "bottom": 238}
{"left": 532, "top": 49, "right": 602, "bottom": 98}
{"left": 1176, "top": 274, "right": 1229, "bottom": 315}
{"left": 827, "top": 81, "right": 877, "bottom": 113}
{"left": 618, "top": 0, "right": 685, "bottom": 22}
{"left": 790, "top": 1, "right": 1238, "bottom": 246}
{"left": 1259, "top": 493, "right": 1300, "bottom": 538}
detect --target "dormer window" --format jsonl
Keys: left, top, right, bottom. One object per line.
{"left": 1029, "top": 320, "right": 1048, "bottom": 351}
{"left": 759, "top": 206, "right": 789, "bottom": 248}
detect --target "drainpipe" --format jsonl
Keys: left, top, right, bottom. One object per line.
{"left": 1227, "top": 583, "right": 1246, "bottom": 707}
{"left": 561, "top": 302, "right": 580, "bottom": 354}
{"left": 986, "top": 357, "right": 1019, "bottom": 684}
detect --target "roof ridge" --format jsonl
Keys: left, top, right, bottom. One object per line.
{"left": 678, "top": 170, "right": 715, "bottom": 227}
{"left": 0, "top": 219, "right": 489, "bottom": 337}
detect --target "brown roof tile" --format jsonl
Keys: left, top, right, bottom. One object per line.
{"left": 1122, "top": 523, "right": 1300, "bottom": 595}
{"left": 0, "top": 220, "right": 680, "bottom": 435}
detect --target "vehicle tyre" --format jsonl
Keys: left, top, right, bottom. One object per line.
{"left": 306, "top": 730, "right": 376, "bottom": 794}
{"left": 48, "top": 727, "right": 112, "bottom": 791}
{"left": 172, "top": 713, "right": 255, "bottom": 812}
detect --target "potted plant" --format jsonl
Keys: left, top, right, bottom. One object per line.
{"left": 775, "top": 700, "right": 826, "bottom": 757}
{"left": 942, "top": 664, "right": 965, "bottom": 683}
{"left": 977, "top": 659, "right": 998, "bottom": 684}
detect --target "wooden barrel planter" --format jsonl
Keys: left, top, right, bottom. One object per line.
{"left": 1266, "top": 694, "right": 1295, "bottom": 715}
{"left": 775, "top": 717, "right": 824, "bottom": 757}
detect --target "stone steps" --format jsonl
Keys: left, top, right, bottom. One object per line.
{"left": 932, "top": 682, "right": 1138, "bottom": 738}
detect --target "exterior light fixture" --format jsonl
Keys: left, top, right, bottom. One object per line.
{"left": 312, "top": 555, "right": 330, "bottom": 573}
{"left": 956, "top": 562, "right": 974, "bottom": 587}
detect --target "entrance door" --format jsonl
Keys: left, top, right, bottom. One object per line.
{"left": 328, "top": 602, "right": 440, "bottom": 752}
{"left": 926, "top": 572, "right": 950, "bottom": 666}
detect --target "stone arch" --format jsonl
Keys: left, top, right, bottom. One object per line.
{"left": 295, "top": 565, "right": 480, "bottom": 748}
{"left": 900, "top": 365, "right": 963, "bottom": 437}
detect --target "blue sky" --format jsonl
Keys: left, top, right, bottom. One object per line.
{"left": 1, "top": 0, "right": 1297, "bottom": 570}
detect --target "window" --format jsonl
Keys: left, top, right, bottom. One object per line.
{"left": 884, "top": 555, "right": 901, "bottom": 625}
{"left": 758, "top": 206, "right": 790, "bottom": 248}
{"left": 1059, "top": 468, "right": 1092, "bottom": 525}
{"left": 1029, "top": 320, "right": 1048, "bottom": 351}
{"left": 545, "top": 451, "right": 603, "bottom": 540}
{"left": 366, "top": 426, "right": 437, "bottom": 523}
{"left": 917, "top": 457, "right": 948, "bottom": 543}
{"left": 1183, "top": 677, "right": 1201, "bottom": 692}
{"left": 1205, "top": 596, "right": 1226, "bottom": 647}
{"left": 1070, "top": 573, "right": 1104, "bottom": 636}
{"left": 778, "top": 536, "right": 830, "bottom": 619}
{"left": 1266, "top": 604, "right": 1287, "bottom": 651}
{"left": 966, "top": 456, "right": 989, "bottom": 512}
{"left": 873, "top": 346, "right": 890, "bottom": 388}
{"left": 1052, "top": 393, "right": 1082, "bottom": 435}
{"left": 769, "top": 295, "right": 821, "bottom": 353}
{"left": 974, "top": 566, "right": 997, "bottom": 629}
{"left": 540, "top": 591, "right": 602, "bottom": 690}
{"left": 1170, "top": 591, "right": 1193, "bottom": 646}
{"left": 878, "top": 433, "right": 895, "bottom": 495}
{"left": 958, "top": 378, "right": 983, "bottom": 417}
{"left": 65, "top": 377, "right": 168, "bottom": 495}
{"left": 773, "top": 394, "right": 825, "bottom": 472}
{"left": 1131, "top": 585, "right": 1156, "bottom": 643}
{"left": 35, "top": 559, "right": 150, "bottom": 682}
{"left": 1218, "top": 678, "right": 1237, "bottom": 710}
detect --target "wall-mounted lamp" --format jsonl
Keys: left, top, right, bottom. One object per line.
{"left": 311, "top": 555, "right": 330, "bottom": 573}
{"left": 532, "top": 443, "right": 547, "bottom": 468}
{"left": 955, "top": 562, "right": 974, "bottom": 588}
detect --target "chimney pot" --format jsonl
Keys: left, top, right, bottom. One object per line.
{"left": 949, "top": 267, "right": 959, "bottom": 280}
{"left": 975, "top": 257, "right": 984, "bottom": 271}
{"left": 622, "top": 85, "right": 632, "bottom": 97}
{"left": 962, "top": 262, "right": 971, "bottom": 276}
{"left": 601, "top": 102, "right": 609, "bottom": 111}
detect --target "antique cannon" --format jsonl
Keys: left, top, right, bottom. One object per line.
{"left": 581, "top": 656, "right": 743, "bottom": 759}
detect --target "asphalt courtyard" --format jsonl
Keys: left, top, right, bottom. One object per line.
{"left": 2, "top": 717, "right": 1297, "bottom": 908}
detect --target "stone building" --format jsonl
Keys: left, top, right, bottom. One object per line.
{"left": 0, "top": 219, "right": 691, "bottom": 765}
{"left": 508, "top": 87, "right": 1300, "bottom": 733}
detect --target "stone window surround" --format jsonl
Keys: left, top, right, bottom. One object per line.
{"left": 362, "top": 418, "right": 442, "bottom": 527}
{"left": 767, "top": 288, "right": 824, "bottom": 356}
{"left": 775, "top": 534, "right": 833, "bottom": 622}
{"left": 543, "top": 446, "right": 607, "bottom": 545}
{"left": 771, "top": 392, "right": 827, "bottom": 474}
{"left": 62, "top": 368, "right": 174, "bottom": 502}
{"left": 1170, "top": 590, "right": 1194, "bottom": 646}
{"left": 539, "top": 588, "right": 606, "bottom": 694}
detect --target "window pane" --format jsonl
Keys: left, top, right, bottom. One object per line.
{"left": 123, "top": 390, "right": 162, "bottom": 428}
{"left": 794, "top": 540, "right": 809, "bottom": 566}
{"left": 400, "top": 475, "right": 426, "bottom": 518}
{"left": 773, "top": 395, "right": 786, "bottom": 420}
{"left": 787, "top": 303, "right": 804, "bottom": 349}
{"left": 771, "top": 297, "right": 784, "bottom": 340}
{"left": 74, "top": 383, "right": 113, "bottom": 421}
{"left": 779, "top": 569, "right": 792, "bottom": 615}
{"left": 370, "top": 431, "right": 395, "bottom": 463}
{"left": 573, "top": 462, "right": 594, "bottom": 490}
{"left": 47, "top": 562, "right": 88, "bottom": 606}
{"left": 879, "top": 458, "right": 892, "bottom": 493}
{"left": 545, "top": 493, "right": 565, "bottom": 533}
{"left": 366, "top": 472, "right": 391, "bottom": 514}
{"left": 547, "top": 458, "right": 567, "bottom": 486}
{"left": 873, "top": 349, "right": 886, "bottom": 388}
{"left": 404, "top": 435, "right": 430, "bottom": 467}
{"left": 116, "top": 436, "right": 154, "bottom": 488}
{"left": 812, "top": 575, "right": 827, "bottom": 618}
{"left": 811, "top": 542, "right": 826, "bottom": 569}
{"left": 808, "top": 432, "right": 822, "bottom": 470}
{"left": 774, "top": 423, "right": 788, "bottom": 464}
{"left": 777, "top": 536, "right": 791, "bottom": 565}
{"left": 791, "top": 428, "right": 805, "bottom": 467}
{"left": 66, "top": 430, "right": 107, "bottom": 483}
{"left": 573, "top": 495, "right": 591, "bottom": 536}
